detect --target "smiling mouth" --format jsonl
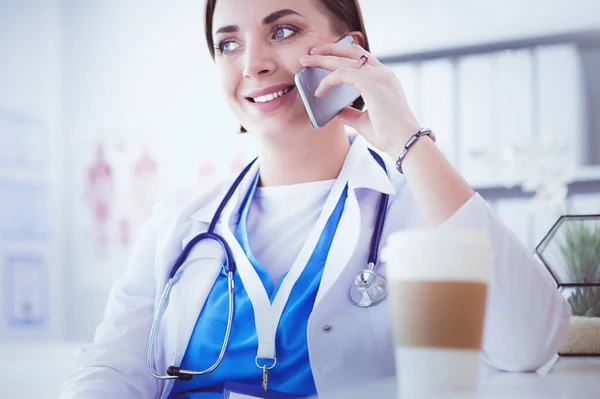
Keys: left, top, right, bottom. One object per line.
{"left": 247, "top": 85, "right": 295, "bottom": 103}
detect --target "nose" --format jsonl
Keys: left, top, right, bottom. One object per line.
{"left": 242, "top": 41, "right": 276, "bottom": 79}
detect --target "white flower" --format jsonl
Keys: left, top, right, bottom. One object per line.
{"left": 488, "top": 136, "right": 576, "bottom": 213}
{"left": 528, "top": 184, "right": 569, "bottom": 213}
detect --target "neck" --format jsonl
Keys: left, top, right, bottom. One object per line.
{"left": 256, "top": 121, "right": 351, "bottom": 187}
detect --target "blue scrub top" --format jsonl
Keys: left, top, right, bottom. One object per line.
{"left": 169, "top": 173, "right": 348, "bottom": 398}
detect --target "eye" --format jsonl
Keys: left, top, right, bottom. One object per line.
{"left": 216, "top": 40, "right": 241, "bottom": 55}
{"left": 273, "top": 27, "right": 296, "bottom": 40}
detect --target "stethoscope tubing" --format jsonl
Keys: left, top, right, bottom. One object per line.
{"left": 147, "top": 159, "right": 258, "bottom": 380}
{"left": 147, "top": 150, "right": 391, "bottom": 380}
{"left": 366, "top": 149, "right": 389, "bottom": 267}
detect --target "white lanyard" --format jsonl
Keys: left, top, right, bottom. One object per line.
{"left": 219, "top": 161, "right": 355, "bottom": 362}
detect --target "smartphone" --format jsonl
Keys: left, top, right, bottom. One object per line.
{"left": 295, "top": 35, "right": 361, "bottom": 129}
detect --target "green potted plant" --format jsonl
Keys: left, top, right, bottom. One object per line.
{"left": 536, "top": 215, "right": 600, "bottom": 355}
{"left": 567, "top": 287, "right": 600, "bottom": 318}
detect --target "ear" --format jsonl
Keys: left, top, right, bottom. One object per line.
{"left": 349, "top": 31, "right": 366, "bottom": 48}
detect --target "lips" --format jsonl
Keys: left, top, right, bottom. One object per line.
{"left": 244, "top": 84, "right": 296, "bottom": 104}
{"left": 248, "top": 85, "right": 295, "bottom": 103}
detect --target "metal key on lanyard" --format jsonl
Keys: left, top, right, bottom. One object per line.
{"left": 261, "top": 365, "right": 269, "bottom": 392}
{"left": 256, "top": 357, "right": 276, "bottom": 393}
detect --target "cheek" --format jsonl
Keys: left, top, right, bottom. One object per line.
{"left": 216, "top": 63, "right": 241, "bottom": 102}
{"left": 281, "top": 45, "right": 312, "bottom": 72}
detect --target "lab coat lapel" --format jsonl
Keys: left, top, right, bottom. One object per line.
{"left": 165, "top": 161, "right": 261, "bottom": 374}
{"left": 314, "top": 134, "right": 395, "bottom": 306}
{"left": 346, "top": 135, "right": 397, "bottom": 195}
{"left": 315, "top": 187, "right": 361, "bottom": 306}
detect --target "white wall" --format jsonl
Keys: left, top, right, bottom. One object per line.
{"left": 362, "top": 0, "right": 600, "bottom": 56}
{"left": 0, "top": 0, "right": 64, "bottom": 340}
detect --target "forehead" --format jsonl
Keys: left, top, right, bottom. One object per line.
{"left": 212, "top": 0, "right": 324, "bottom": 32}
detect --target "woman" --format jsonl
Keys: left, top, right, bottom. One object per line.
{"left": 60, "top": 0, "right": 571, "bottom": 398}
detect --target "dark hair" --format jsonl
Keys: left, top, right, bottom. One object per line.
{"left": 204, "top": 0, "right": 370, "bottom": 132}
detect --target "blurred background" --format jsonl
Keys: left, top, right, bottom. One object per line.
{"left": 0, "top": 0, "right": 599, "bottom": 397}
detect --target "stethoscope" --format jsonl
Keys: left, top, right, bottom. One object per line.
{"left": 147, "top": 149, "right": 389, "bottom": 381}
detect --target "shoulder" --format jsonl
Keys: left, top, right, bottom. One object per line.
{"left": 151, "top": 179, "right": 231, "bottom": 224}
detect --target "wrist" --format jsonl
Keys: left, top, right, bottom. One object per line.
{"left": 385, "top": 123, "right": 421, "bottom": 158}
{"left": 391, "top": 127, "right": 436, "bottom": 174}
{"left": 399, "top": 136, "right": 436, "bottom": 174}
{"left": 385, "top": 139, "right": 407, "bottom": 160}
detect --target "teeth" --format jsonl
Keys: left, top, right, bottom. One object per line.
{"left": 253, "top": 87, "right": 292, "bottom": 103}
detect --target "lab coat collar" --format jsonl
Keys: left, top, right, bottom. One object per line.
{"left": 188, "top": 161, "right": 260, "bottom": 225}
{"left": 345, "top": 133, "right": 397, "bottom": 195}
{"left": 187, "top": 132, "right": 396, "bottom": 224}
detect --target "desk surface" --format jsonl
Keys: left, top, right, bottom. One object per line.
{"left": 314, "top": 357, "right": 600, "bottom": 399}
{"left": 0, "top": 342, "right": 83, "bottom": 399}
{"left": 1, "top": 344, "right": 598, "bottom": 398}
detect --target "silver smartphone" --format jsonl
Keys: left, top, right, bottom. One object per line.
{"left": 295, "top": 35, "right": 361, "bottom": 129}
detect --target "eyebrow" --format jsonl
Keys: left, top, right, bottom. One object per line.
{"left": 215, "top": 9, "right": 302, "bottom": 35}
{"left": 262, "top": 8, "right": 301, "bottom": 25}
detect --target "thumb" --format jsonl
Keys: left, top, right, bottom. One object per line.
{"left": 338, "top": 107, "right": 369, "bottom": 132}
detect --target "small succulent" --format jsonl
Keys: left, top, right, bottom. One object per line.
{"left": 558, "top": 220, "right": 600, "bottom": 317}
{"left": 557, "top": 221, "right": 600, "bottom": 283}
{"left": 568, "top": 287, "right": 600, "bottom": 317}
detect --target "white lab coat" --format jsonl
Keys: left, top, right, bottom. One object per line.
{"left": 60, "top": 135, "right": 571, "bottom": 399}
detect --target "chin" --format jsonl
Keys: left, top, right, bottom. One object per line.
{"left": 243, "top": 113, "right": 313, "bottom": 139}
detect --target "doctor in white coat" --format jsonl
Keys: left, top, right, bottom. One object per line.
{"left": 60, "top": 0, "right": 571, "bottom": 398}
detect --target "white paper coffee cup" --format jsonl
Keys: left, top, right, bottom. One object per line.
{"left": 381, "top": 228, "right": 493, "bottom": 395}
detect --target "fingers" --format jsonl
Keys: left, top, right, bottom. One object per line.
{"left": 299, "top": 54, "right": 366, "bottom": 72}
{"left": 314, "top": 67, "right": 361, "bottom": 97}
{"left": 339, "top": 107, "right": 369, "bottom": 129}
{"left": 309, "top": 42, "right": 381, "bottom": 67}
{"left": 301, "top": 41, "right": 381, "bottom": 97}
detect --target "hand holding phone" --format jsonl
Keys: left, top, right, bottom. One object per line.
{"left": 295, "top": 35, "right": 361, "bottom": 129}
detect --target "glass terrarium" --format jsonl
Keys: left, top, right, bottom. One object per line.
{"left": 536, "top": 214, "right": 600, "bottom": 356}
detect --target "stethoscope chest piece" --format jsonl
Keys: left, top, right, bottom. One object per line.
{"left": 349, "top": 266, "right": 387, "bottom": 308}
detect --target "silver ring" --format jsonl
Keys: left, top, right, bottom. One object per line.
{"left": 357, "top": 54, "right": 368, "bottom": 69}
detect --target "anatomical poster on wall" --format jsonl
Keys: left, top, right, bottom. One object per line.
{"left": 70, "top": 119, "right": 258, "bottom": 288}
{"left": 70, "top": 122, "right": 165, "bottom": 287}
